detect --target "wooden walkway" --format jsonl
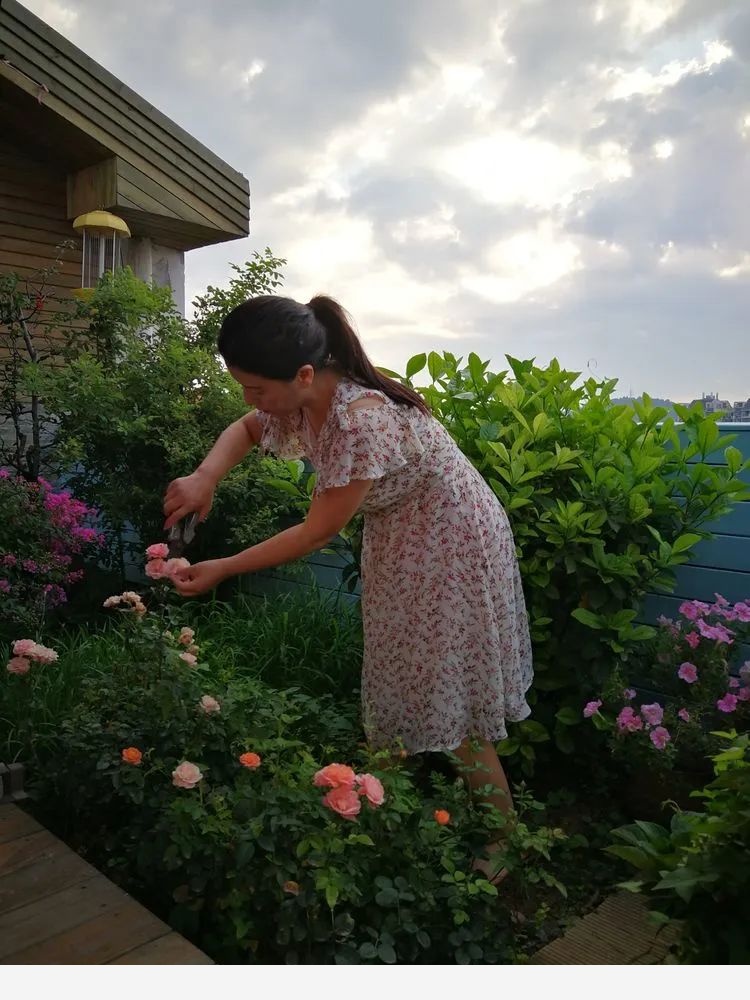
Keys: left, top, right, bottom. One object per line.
{"left": 0, "top": 804, "right": 212, "bottom": 964}
{"left": 532, "top": 891, "right": 681, "bottom": 965}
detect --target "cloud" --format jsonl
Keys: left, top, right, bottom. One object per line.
{"left": 18, "top": 0, "right": 750, "bottom": 400}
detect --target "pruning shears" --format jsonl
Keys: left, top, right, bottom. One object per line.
{"left": 167, "top": 511, "right": 199, "bottom": 559}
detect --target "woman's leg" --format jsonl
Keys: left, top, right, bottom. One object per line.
{"left": 452, "top": 736, "right": 513, "bottom": 882}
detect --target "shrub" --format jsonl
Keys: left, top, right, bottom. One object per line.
{"left": 607, "top": 731, "right": 750, "bottom": 963}
{"left": 2, "top": 563, "right": 567, "bottom": 964}
{"left": 373, "top": 352, "right": 750, "bottom": 772}
{"left": 0, "top": 471, "right": 103, "bottom": 633}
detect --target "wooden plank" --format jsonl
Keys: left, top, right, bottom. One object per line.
{"left": 0, "top": 178, "right": 64, "bottom": 208}
{"left": 656, "top": 565, "right": 750, "bottom": 605}
{"left": 0, "top": 235, "right": 81, "bottom": 261}
{"left": 66, "top": 158, "right": 118, "bottom": 218}
{"left": 0, "top": 806, "right": 43, "bottom": 844}
{"left": 117, "top": 161, "right": 219, "bottom": 229}
{"left": 0, "top": 192, "right": 67, "bottom": 221}
{"left": 691, "top": 534, "right": 750, "bottom": 572}
{"left": 0, "top": 249, "right": 81, "bottom": 275}
{"left": 0, "top": 220, "right": 80, "bottom": 246}
{"left": 0, "top": 829, "right": 60, "bottom": 877}
{"left": 6, "top": 896, "right": 170, "bottom": 964}
{"left": 2, "top": 3, "right": 248, "bottom": 199}
{"left": 0, "top": 27, "right": 248, "bottom": 232}
{"left": 703, "top": 502, "right": 750, "bottom": 536}
{"left": 0, "top": 204, "right": 74, "bottom": 235}
{"left": 108, "top": 932, "right": 213, "bottom": 965}
{"left": 0, "top": 59, "right": 246, "bottom": 240}
{"left": 0, "top": 839, "right": 95, "bottom": 914}
{"left": 1, "top": 263, "right": 81, "bottom": 287}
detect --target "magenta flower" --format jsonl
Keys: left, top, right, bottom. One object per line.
{"left": 684, "top": 631, "right": 700, "bottom": 649}
{"left": 0, "top": 579, "right": 9, "bottom": 594}
{"left": 678, "top": 708, "right": 691, "bottom": 722}
{"left": 737, "top": 687, "right": 750, "bottom": 703}
{"left": 623, "top": 688, "right": 637, "bottom": 701}
{"left": 717, "top": 693, "right": 738, "bottom": 714}
{"left": 728, "top": 677, "right": 740, "bottom": 689}
{"left": 583, "top": 699, "right": 602, "bottom": 718}
{"left": 713, "top": 593, "right": 729, "bottom": 608}
{"left": 734, "top": 603, "right": 750, "bottom": 623}
{"left": 649, "top": 726, "right": 671, "bottom": 750}
{"left": 641, "top": 703, "right": 664, "bottom": 727}
{"left": 679, "top": 600, "right": 710, "bottom": 621}
{"left": 677, "top": 662, "right": 698, "bottom": 684}
{"left": 617, "top": 707, "right": 643, "bottom": 732}
{"left": 696, "top": 619, "right": 734, "bottom": 644}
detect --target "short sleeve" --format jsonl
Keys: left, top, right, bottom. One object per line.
{"left": 314, "top": 400, "right": 425, "bottom": 494}
{"left": 255, "top": 410, "right": 306, "bottom": 461}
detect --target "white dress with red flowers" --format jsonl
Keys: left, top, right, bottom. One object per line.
{"left": 256, "top": 378, "right": 533, "bottom": 753}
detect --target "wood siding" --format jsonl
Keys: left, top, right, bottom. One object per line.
{"left": 0, "top": 0, "right": 249, "bottom": 249}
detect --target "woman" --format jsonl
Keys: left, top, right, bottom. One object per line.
{"left": 164, "top": 294, "right": 533, "bottom": 880}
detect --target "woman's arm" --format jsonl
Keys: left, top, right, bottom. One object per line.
{"left": 172, "top": 479, "right": 373, "bottom": 596}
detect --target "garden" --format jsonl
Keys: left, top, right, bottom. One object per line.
{"left": 1, "top": 253, "right": 749, "bottom": 964}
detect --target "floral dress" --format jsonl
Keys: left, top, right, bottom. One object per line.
{"left": 256, "top": 378, "right": 533, "bottom": 754}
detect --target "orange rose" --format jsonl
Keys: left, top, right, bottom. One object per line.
{"left": 121, "top": 747, "right": 142, "bottom": 766}
{"left": 283, "top": 880, "right": 300, "bottom": 895}
{"left": 434, "top": 809, "right": 450, "bottom": 826}
{"left": 239, "top": 752, "right": 261, "bottom": 769}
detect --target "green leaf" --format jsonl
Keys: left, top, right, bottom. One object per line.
{"left": 427, "top": 351, "right": 446, "bottom": 380}
{"left": 375, "top": 887, "right": 399, "bottom": 907}
{"left": 406, "top": 353, "right": 427, "bottom": 379}
{"left": 571, "top": 607, "right": 603, "bottom": 629}
{"left": 359, "top": 942, "right": 378, "bottom": 960}
{"left": 671, "top": 532, "right": 702, "bottom": 555}
{"left": 555, "top": 706, "right": 581, "bottom": 726}
{"left": 496, "top": 738, "right": 520, "bottom": 757}
{"left": 325, "top": 883, "right": 339, "bottom": 909}
{"left": 378, "top": 942, "right": 397, "bottom": 964}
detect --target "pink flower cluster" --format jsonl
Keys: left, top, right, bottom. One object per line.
{"left": 6, "top": 638, "right": 58, "bottom": 675}
{"left": 103, "top": 591, "right": 147, "bottom": 617}
{"left": 313, "top": 763, "right": 386, "bottom": 820}
{"left": 144, "top": 543, "right": 190, "bottom": 583}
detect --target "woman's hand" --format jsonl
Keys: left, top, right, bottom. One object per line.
{"left": 171, "top": 559, "right": 230, "bottom": 597}
{"left": 163, "top": 471, "right": 215, "bottom": 530}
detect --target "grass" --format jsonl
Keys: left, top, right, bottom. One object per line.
{"left": 1, "top": 586, "right": 364, "bottom": 762}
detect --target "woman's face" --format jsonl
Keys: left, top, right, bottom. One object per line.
{"left": 228, "top": 366, "right": 312, "bottom": 415}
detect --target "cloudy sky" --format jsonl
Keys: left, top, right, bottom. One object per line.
{"left": 25, "top": 0, "right": 750, "bottom": 402}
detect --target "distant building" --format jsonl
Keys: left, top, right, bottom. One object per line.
{"left": 732, "top": 399, "right": 750, "bottom": 422}
{"left": 689, "top": 394, "right": 750, "bottom": 422}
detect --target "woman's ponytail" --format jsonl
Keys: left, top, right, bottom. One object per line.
{"left": 308, "top": 295, "right": 429, "bottom": 414}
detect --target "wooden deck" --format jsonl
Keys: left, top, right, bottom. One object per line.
{"left": 532, "top": 891, "right": 681, "bottom": 965}
{"left": 0, "top": 804, "right": 212, "bottom": 964}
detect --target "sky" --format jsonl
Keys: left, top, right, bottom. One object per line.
{"left": 23, "top": 0, "right": 750, "bottom": 402}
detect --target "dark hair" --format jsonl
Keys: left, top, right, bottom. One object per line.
{"left": 217, "top": 294, "right": 429, "bottom": 413}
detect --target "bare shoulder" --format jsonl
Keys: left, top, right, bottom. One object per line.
{"left": 242, "top": 410, "right": 265, "bottom": 445}
{"left": 347, "top": 396, "right": 386, "bottom": 413}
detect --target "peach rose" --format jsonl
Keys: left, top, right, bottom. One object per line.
{"left": 172, "top": 761, "right": 203, "bottom": 789}
{"left": 165, "top": 558, "right": 190, "bottom": 579}
{"left": 29, "top": 642, "right": 57, "bottom": 664}
{"left": 7, "top": 656, "right": 31, "bottom": 675}
{"left": 356, "top": 773, "right": 385, "bottom": 808}
{"left": 313, "top": 763, "right": 357, "bottom": 789}
{"left": 103, "top": 595, "right": 122, "bottom": 608}
{"left": 323, "top": 785, "right": 361, "bottom": 820}
{"left": 198, "top": 694, "right": 221, "bottom": 714}
{"left": 121, "top": 747, "right": 142, "bottom": 766}
{"left": 434, "top": 809, "right": 451, "bottom": 826}
{"left": 12, "top": 639, "right": 36, "bottom": 657}
{"left": 283, "top": 880, "right": 300, "bottom": 895}
{"left": 145, "top": 558, "right": 169, "bottom": 580}
{"left": 239, "top": 752, "right": 262, "bottom": 769}
{"left": 146, "top": 543, "right": 169, "bottom": 560}
{"left": 180, "top": 651, "right": 198, "bottom": 667}
{"left": 178, "top": 627, "right": 195, "bottom": 646}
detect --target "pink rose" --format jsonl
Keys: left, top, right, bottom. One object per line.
{"left": 583, "top": 699, "right": 602, "bottom": 718}
{"left": 737, "top": 686, "right": 750, "bottom": 702}
{"left": 313, "top": 763, "right": 357, "bottom": 789}
{"left": 145, "top": 558, "right": 169, "bottom": 580}
{"left": 356, "top": 773, "right": 385, "bottom": 808}
{"left": 678, "top": 708, "right": 691, "bottom": 722}
{"left": 179, "top": 652, "right": 198, "bottom": 667}
{"left": 12, "top": 639, "right": 37, "bottom": 657}
{"left": 677, "top": 662, "right": 698, "bottom": 684}
{"left": 617, "top": 707, "right": 643, "bottom": 732}
{"left": 7, "top": 656, "right": 31, "bottom": 675}
{"left": 146, "top": 543, "right": 169, "bottom": 560}
{"left": 717, "top": 693, "right": 738, "bottom": 714}
{"left": 650, "top": 726, "right": 671, "bottom": 750}
{"left": 198, "top": 695, "right": 220, "bottom": 715}
{"left": 165, "top": 558, "right": 190, "bottom": 578}
{"left": 323, "top": 786, "right": 362, "bottom": 820}
{"left": 640, "top": 703, "right": 664, "bottom": 727}
{"left": 29, "top": 643, "right": 57, "bottom": 665}
{"left": 172, "top": 761, "right": 203, "bottom": 789}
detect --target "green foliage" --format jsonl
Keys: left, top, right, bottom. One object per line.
{"left": 607, "top": 732, "right": 750, "bottom": 963}
{"left": 30, "top": 266, "right": 298, "bottom": 577}
{"left": 385, "top": 352, "right": 750, "bottom": 771}
{"left": 190, "top": 250, "right": 286, "bottom": 350}
{"left": 2, "top": 587, "right": 566, "bottom": 965}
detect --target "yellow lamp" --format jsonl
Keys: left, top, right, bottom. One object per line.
{"left": 72, "top": 211, "right": 131, "bottom": 298}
